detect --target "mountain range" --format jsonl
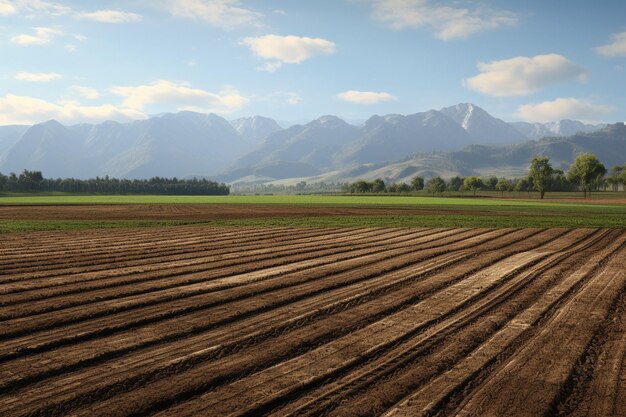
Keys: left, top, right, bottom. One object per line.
{"left": 0, "top": 103, "right": 613, "bottom": 182}
{"left": 272, "top": 122, "right": 626, "bottom": 186}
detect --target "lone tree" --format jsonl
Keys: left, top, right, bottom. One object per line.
{"left": 426, "top": 176, "right": 446, "bottom": 195}
{"left": 410, "top": 175, "right": 424, "bottom": 191}
{"left": 567, "top": 153, "right": 607, "bottom": 198}
{"left": 463, "top": 176, "right": 483, "bottom": 196}
{"left": 528, "top": 156, "right": 554, "bottom": 199}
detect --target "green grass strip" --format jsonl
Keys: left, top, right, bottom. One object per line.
{"left": 2, "top": 213, "right": 625, "bottom": 233}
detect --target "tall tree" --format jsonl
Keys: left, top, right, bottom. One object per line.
{"left": 351, "top": 180, "right": 372, "bottom": 193}
{"left": 566, "top": 153, "right": 607, "bottom": 198}
{"left": 372, "top": 178, "right": 386, "bottom": 193}
{"left": 426, "top": 176, "right": 446, "bottom": 195}
{"left": 463, "top": 176, "right": 483, "bottom": 196}
{"left": 486, "top": 176, "right": 499, "bottom": 191}
{"left": 608, "top": 164, "right": 625, "bottom": 191}
{"left": 410, "top": 175, "right": 424, "bottom": 191}
{"left": 446, "top": 176, "right": 464, "bottom": 192}
{"left": 528, "top": 156, "right": 554, "bottom": 199}
{"left": 495, "top": 178, "right": 513, "bottom": 195}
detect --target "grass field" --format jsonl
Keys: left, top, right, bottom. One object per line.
{"left": 1, "top": 192, "right": 626, "bottom": 207}
{"left": 1, "top": 193, "right": 625, "bottom": 232}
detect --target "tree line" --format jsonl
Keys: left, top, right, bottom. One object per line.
{"left": 0, "top": 170, "right": 230, "bottom": 195}
{"left": 345, "top": 153, "right": 626, "bottom": 199}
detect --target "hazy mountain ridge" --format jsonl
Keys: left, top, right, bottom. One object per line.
{"left": 441, "top": 103, "right": 525, "bottom": 144}
{"left": 227, "top": 104, "right": 607, "bottom": 183}
{"left": 0, "top": 112, "right": 248, "bottom": 178}
{"left": 510, "top": 120, "right": 605, "bottom": 140}
{"left": 0, "top": 104, "right": 610, "bottom": 180}
{"left": 0, "top": 125, "right": 30, "bottom": 159}
{"left": 230, "top": 116, "right": 283, "bottom": 143}
{"left": 232, "top": 115, "right": 361, "bottom": 171}
{"left": 270, "top": 123, "right": 626, "bottom": 185}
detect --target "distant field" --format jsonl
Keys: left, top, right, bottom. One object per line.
{"left": 1, "top": 193, "right": 625, "bottom": 232}
{"left": 1, "top": 192, "right": 626, "bottom": 207}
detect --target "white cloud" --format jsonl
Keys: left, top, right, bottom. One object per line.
{"left": 517, "top": 98, "right": 613, "bottom": 123}
{"left": 337, "top": 90, "right": 397, "bottom": 105}
{"left": 258, "top": 91, "right": 302, "bottom": 106}
{"left": 0, "top": 80, "right": 249, "bottom": 124}
{"left": 286, "top": 92, "right": 301, "bottom": 105}
{"left": 596, "top": 31, "right": 626, "bottom": 57}
{"left": 464, "top": 54, "right": 587, "bottom": 97}
{"left": 0, "top": 1, "right": 17, "bottom": 16}
{"left": 65, "top": 44, "right": 77, "bottom": 52}
{"left": 166, "top": 0, "right": 262, "bottom": 29}
{"left": 69, "top": 86, "right": 100, "bottom": 100}
{"left": 369, "top": 0, "right": 517, "bottom": 40}
{"left": 0, "top": 94, "right": 144, "bottom": 125}
{"left": 111, "top": 80, "right": 248, "bottom": 113}
{"left": 13, "top": 0, "right": 72, "bottom": 17}
{"left": 242, "top": 35, "right": 336, "bottom": 70}
{"left": 76, "top": 10, "right": 142, "bottom": 23}
{"left": 10, "top": 26, "right": 62, "bottom": 45}
{"left": 14, "top": 71, "right": 62, "bottom": 82}
{"left": 258, "top": 61, "right": 283, "bottom": 72}
{"left": 5, "top": 1, "right": 141, "bottom": 23}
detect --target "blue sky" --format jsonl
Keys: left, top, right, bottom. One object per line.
{"left": 1, "top": 0, "right": 625, "bottom": 125}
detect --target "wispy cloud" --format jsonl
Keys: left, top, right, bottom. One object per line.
{"left": 69, "top": 86, "right": 100, "bottom": 100}
{"left": 242, "top": 34, "right": 336, "bottom": 71}
{"left": 111, "top": 80, "right": 248, "bottom": 114}
{"left": 0, "top": 1, "right": 17, "bottom": 16}
{"left": 0, "top": 94, "right": 144, "bottom": 125}
{"left": 10, "top": 26, "right": 62, "bottom": 45}
{"left": 464, "top": 54, "right": 587, "bottom": 97}
{"left": 596, "top": 31, "right": 626, "bottom": 57}
{"left": 368, "top": 0, "right": 517, "bottom": 40}
{"left": 11, "top": 0, "right": 72, "bottom": 17}
{"left": 0, "top": 79, "right": 249, "bottom": 124}
{"left": 336, "top": 90, "right": 397, "bottom": 104}
{"left": 517, "top": 98, "right": 613, "bottom": 123}
{"left": 5, "top": 1, "right": 142, "bottom": 23}
{"left": 76, "top": 10, "right": 142, "bottom": 24}
{"left": 14, "top": 71, "right": 62, "bottom": 82}
{"left": 166, "top": 0, "right": 262, "bottom": 29}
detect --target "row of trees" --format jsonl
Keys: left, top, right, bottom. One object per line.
{"left": 345, "top": 154, "right": 625, "bottom": 198}
{"left": 0, "top": 170, "right": 230, "bottom": 195}
{"left": 528, "top": 154, "right": 613, "bottom": 198}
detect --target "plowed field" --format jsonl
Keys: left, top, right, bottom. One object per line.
{"left": 1, "top": 225, "right": 625, "bottom": 417}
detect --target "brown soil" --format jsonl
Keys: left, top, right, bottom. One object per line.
{"left": 0, "top": 226, "right": 624, "bottom": 417}
{"left": 0, "top": 203, "right": 497, "bottom": 221}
